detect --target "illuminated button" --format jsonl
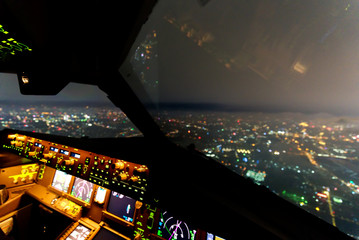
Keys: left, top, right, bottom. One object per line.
{"left": 16, "top": 136, "right": 26, "bottom": 141}
{"left": 11, "top": 141, "right": 23, "bottom": 147}
{"left": 94, "top": 161, "right": 98, "bottom": 166}
{"left": 8, "top": 134, "right": 16, "bottom": 139}
{"left": 85, "top": 157, "right": 90, "bottom": 164}
{"left": 100, "top": 159, "right": 104, "bottom": 164}
{"left": 28, "top": 151, "right": 36, "bottom": 156}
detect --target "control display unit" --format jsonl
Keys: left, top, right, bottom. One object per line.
{"left": 65, "top": 224, "right": 91, "bottom": 240}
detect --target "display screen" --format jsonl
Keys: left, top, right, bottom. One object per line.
{"left": 207, "top": 233, "right": 226, "bottom": 240}
{"left": 65, "top": 224, "right": 91, "bottom": 240}
{"left": 51, "top": 170, "right": 72, "bottom": 193}
{"left": 70, "top": 177, "right": 94, "bottom": 203}
{"left": 107, "top": 191, "right": 136, "bottom": 223}
{"left": 92, "top": 228, "right": 127, "bottom": 240}
{"left": 60, "top": 149, "right": 69, "bottom": 155}
{"left": 70, "top": 152, "right": 81, "bottom": 158}
{"left": 157, "top": 211, "right": 196, "bottom": 240}
{"left": 215, "top": 237, "right": 225, "bottom": 240}
{"left": 50, "top": 146, "right": 59, "bottom": 152}
{"left": 94, "top": 187, "right": 107, "bottom": 204}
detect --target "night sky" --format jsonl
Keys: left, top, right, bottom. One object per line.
{"left": 136, "top": 0, "right": 359, "bottom": 115}
{"left": 3, "top": 0, "right": 359, "bottom": 115}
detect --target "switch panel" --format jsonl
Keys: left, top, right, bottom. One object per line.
{"left": 3, "top": 133, "right": 150, "bottom": 202}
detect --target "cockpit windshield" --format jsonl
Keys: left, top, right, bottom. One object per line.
{"left": 120, "top": 0, "right": 359, "bottom": 237}
{"left": 0, "top": 73, "right": 142, "bottom": 138}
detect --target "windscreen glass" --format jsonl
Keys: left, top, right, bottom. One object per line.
{"left": 0, "top": 73, "right": 142, "bottom": 138}
{"left": 120, "top": 0, "right": 359, "bottom": 237}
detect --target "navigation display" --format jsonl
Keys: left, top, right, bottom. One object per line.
{"left": 65, "top": 224, "right": 91, "bottom": 240}
{"left": 70, "top": 177, "right": 94, "bottom": 203}
{"left": 51, "top": 170, "right": 72, "bottom": 193}
{"left": 157, "top": 211, "right": 196, "bottom": 240}
{"left": 107, "top": 191, "right": 136, "bottom": 223}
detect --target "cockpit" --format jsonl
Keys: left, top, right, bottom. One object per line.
{"left": 0, "top": 0, "right": 358, "bottom": 239}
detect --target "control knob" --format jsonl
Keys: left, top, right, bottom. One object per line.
{"left": 130, "top": 176, "right": 139, "bottom": 182}
{"left": 28, "top": 151, "right": 36, "bottom": 157}
{"left": 112, "top": 161, "right": 125, "bottom": 170}
{"left": 119, "top": 173, "right": 128, "bottom": 181}
{"left": 11, "top": 141, "right": 23, "bottom": 147}
{"left": 136, "top": 166, "right": 147, "bottom": 173}
{"left": 43, "top": 152, "right": 54, "bottom": 159}
{"left": 63, "top": 159, "right": 75, "bottom": 166}
{"left": 134, "top": 233, "right": 142, "bottom": 240}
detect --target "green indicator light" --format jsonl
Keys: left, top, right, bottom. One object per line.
{"left": 0, "top": 24, "right": 32, "bottom": 60}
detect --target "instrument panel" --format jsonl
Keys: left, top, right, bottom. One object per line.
{"left": 0, "top": 131, "right": 226, "bottom": 240}
{"left": 3, "top": 132, "right": 149, "bottom": 202}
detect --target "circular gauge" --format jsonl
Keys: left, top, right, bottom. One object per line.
{"left": 158, "top": 211, "right": 196, "bottom": 240}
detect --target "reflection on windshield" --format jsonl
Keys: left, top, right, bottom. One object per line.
{"left": 121, "top": 0, "right": 359, "bottom": 238}
{"left": 0, "top": 74, "right": 142, "bottom": 138}
{"left": 155, "top": 110, "right": 359, "bottom": 237}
